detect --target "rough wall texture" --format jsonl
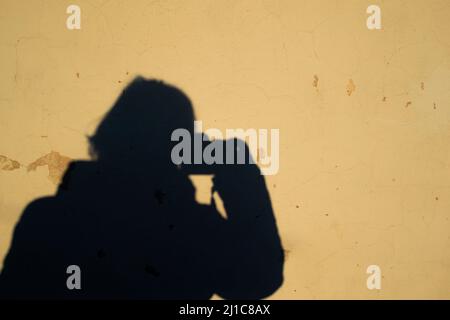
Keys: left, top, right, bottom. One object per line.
{"left": 0, "top": 0, "right": 449, "bottom": 299}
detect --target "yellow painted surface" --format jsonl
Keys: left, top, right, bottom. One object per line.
{"left": 1, "top": 0, "right": 450, "bottom": 299}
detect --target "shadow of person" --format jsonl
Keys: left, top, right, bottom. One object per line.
{"left": 0, "top": 77, "right": 284, "bottom": 299}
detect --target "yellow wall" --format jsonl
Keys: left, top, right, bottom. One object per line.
{"left": 1, "top": 0, "right": 450, "bottom": 299}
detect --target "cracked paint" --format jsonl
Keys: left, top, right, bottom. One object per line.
{"left": 27, "top": 151, "right": 72, "bottom": 185}
{"left": 0, "top": 155, "right": 21, "bottom": 171}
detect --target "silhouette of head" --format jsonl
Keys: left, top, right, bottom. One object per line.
{"left": 89, "top": 77, "right": 195, "bottom": 168}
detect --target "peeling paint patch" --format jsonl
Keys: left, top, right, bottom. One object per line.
{"left": 346, "top": 79, "right": 355, "bottom": 96}
{"left": 312, "top": 75, "right": 319, "bottom": 88}
{"left": 27, "top": 151, "right": 71, "bottom": 185}
{"left": 0, "top": 155, "right": 21, "bottom": 171}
